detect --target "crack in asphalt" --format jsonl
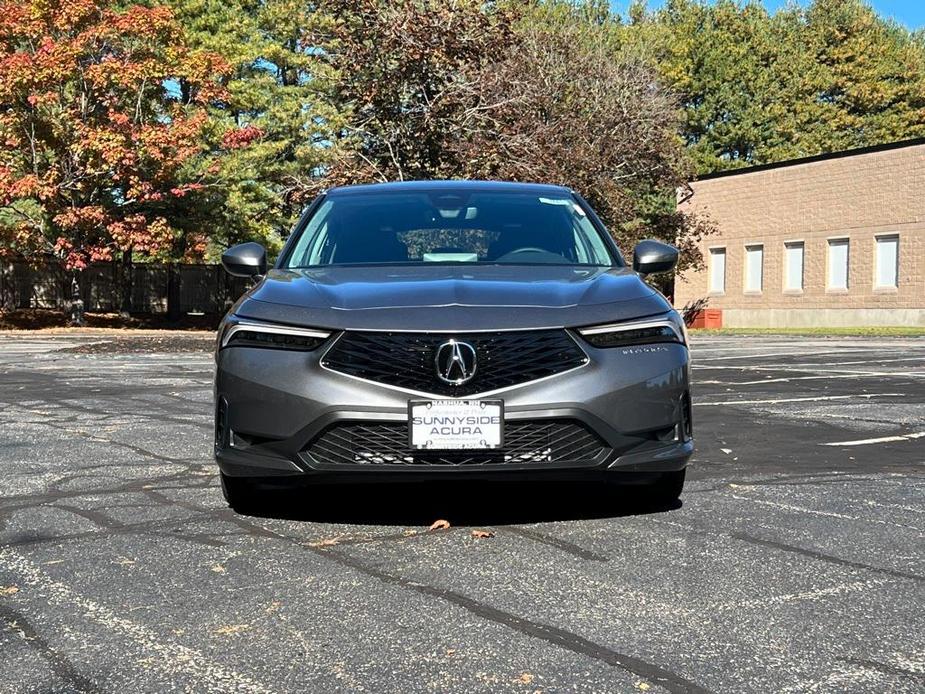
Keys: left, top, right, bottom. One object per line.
{"left": 4, "top": 473, "right": 712, "bottom": 693}
{"left": 0, "top": 463, "right": 237, "bottom": 551}
{"left": 6, "top": 414, "right": 206, "bottom": 466}
{"left": 0, "top": 474, "right": 214, "bottom": 507}
{"left": 140, "top": 491, "right": 712, "bottom": 694}
{"left": 684, "top": 472, "right": 905, "bottom": 494}
{"left": 0, "top": 549, "right": 276, "bottom": 694}
{"left": 0, "top": 602, "right": 102, "bottom": 693}
{"left": 2, "top": 448, "right": 918, "bottom": 694}
{"left": 322, "top": 544, "right": 713, "bottom": 694}
{"left": 504, "top": 526, "right": 609, "bottom": 562}
{"left": 3, "top": 341, "right": 924, "bottom": 692}
{"left": 839, "top": 656, "right": 925, "bottom": 681}
{"left": 646, "top": 514, "right": 924, "bottom": 584}
{"left": 2, "top": 397, "right": 213, "bottom": 432}
{"left": 729, "top": 532, "right": 924, "bottom": 584}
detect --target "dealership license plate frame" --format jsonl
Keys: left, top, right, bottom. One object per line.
{"left": 408, "top": 399, "right": 504, "bottom": 450}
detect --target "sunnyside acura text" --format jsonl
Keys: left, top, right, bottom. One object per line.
{"left": 214, "top": 181, "right": 692, "bottom": 511}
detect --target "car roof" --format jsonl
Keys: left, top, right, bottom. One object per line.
{"left": 325, "top": 180, "right": 574, "bottom": 197}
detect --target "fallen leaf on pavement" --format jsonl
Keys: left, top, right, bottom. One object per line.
{"left": 213, "top": 624, "right": 250, "bottom": 636}
{"left": 0, "top": 586, "right": 19, "bottom": 596}
{"left": 429, "top": 519, "right": 451, "bottom": 531}
{"left": 635, "top": 682, "right": 651, "bottom": 691}
{"left": 471, "top": 529, "right": 495, "bottom": 539}
{"left": 514, "top": 672, "right": 534, "bottom": 685}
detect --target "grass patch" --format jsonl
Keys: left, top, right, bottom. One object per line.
{"left": 690, "top": 326, "right": 925, "bottom": 337}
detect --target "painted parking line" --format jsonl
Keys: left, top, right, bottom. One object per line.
{"left": 820, "top": 432, "right": 925, "bottom": 447}
{"left": 0, "top": 549, "right": 277, "bottom": 694}
{"left": 714, "top": 577, "right": 894, "bottom": 613}
{"left": 692, "top": 350, "right": 884, "bottom": 362}
{"left": 700, "top": 372, "right": 925, "bottom": 385}
{"left": 694, "top": 393, "right": 906, "bottom": 407}
{"left": 728, "top": 494, "right": 922, "bottom": 532}
{"left": 693, "top": 357, "right": 925, "bottom": 371}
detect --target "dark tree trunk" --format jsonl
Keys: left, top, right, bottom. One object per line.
{"left": 120, "top": 250, "right": 133, "bottom": 316}
{"left": 167, "top": 264, "right": 181, "bottom": 322}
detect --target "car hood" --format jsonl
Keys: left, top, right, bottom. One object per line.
{"left": 234, "top": 265, "right": 673, "bottom": 331}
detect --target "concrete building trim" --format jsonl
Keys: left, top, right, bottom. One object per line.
{"left": 695, "top": 136, "right": 925, "bottom": 181}
{"left": 722, "top": 308, "right": 925, "bottom": 328}
{"left": 674, "top": 139, "right": 925, "bottom": 327}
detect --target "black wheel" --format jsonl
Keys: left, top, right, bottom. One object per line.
{"left": 220, "top": 473, "right": 261, "bottom": 513}
{"left": 645, "top": 469, "right": 686, "bottom": 505}
{"left": 606, "top": 469, "right": 686, "bottom": 507}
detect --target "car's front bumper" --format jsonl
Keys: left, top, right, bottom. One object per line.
{"left": 214, "top": 337, "right": 692, "bottom": 481}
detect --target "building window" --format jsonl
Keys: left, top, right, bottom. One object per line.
{"left": 709, "top": 248, "right": 726, "bottom": 293}
{"left": 784, "top": 242, "right": 804, "bottom": 291}
{"left": 745, "top": 244, "right": 763, "bottom": 292}
{"left": 827, "top": 238, "right": 849, "bottom": 290}
{"left": 875, "top": 235, "right": 899, "bottom": 288}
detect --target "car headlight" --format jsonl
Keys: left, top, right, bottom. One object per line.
{"left": 578, "top": 313, "right": 687, "bottom": 348}
{"left": 219, "top": 318, "right": 331, "bottom": 351}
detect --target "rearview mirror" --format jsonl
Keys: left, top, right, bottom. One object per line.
{"left": 632, "top": 240, "right": 678, "bottom": 276}
{"left": 221, "top": 242, "right": 267, "bottom": 277}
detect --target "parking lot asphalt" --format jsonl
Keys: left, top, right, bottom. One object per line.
{"left": 0, "top": 333, "right": 922, "bottom": 693}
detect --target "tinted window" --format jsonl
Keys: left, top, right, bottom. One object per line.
{"left": 283, "top": 191, "right": 617, "bottom": 267}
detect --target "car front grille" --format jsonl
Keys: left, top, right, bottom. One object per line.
{"left": 320, "top": 329, "right": 588, "bottom": 396}
{"left": 304, "top": 419, "right": 610, "bottom": 467}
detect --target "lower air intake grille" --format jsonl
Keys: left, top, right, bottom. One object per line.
{"left": 304, "top": 420, "right": 610, "bottom": 467}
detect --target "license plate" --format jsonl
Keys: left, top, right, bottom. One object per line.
{"left": 409, "top": 400, "right": 503, "bottom": 450}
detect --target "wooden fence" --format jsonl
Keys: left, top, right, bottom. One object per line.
{"left": 0, "top": 260, "right": 251, "bottom": 318}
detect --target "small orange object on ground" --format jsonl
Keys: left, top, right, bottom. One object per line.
{"left": 688, "top": 309, "right": 723, "bottom": 329}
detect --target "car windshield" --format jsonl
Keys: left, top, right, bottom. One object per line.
{"left": 282, "top": 190, "right": 619, "bottom": 268}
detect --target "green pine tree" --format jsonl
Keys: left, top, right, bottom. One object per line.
{"left": 623, "top": 0, "right": 925, "bottom": 174}
{"left": 167, "top": 0, "right": 345, "bottom": 258}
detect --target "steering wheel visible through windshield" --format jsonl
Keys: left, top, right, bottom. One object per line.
{"left": 281, "top": 190, "right": 618, "bottom": 268}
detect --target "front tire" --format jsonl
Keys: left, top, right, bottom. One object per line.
{"left": 220, "top": 473, "right": 261, "bottom": 513}
{"left": 607, "top": 469, "right": 686, "bottom": 507}
{"left": 645, "top": 469, "right": 686, "bottom": 505}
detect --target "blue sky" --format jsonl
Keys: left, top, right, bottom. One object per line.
{"left": 610, "top": 1, "right": 925, "bottom": 29}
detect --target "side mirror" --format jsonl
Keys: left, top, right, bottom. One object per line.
{"left": 632, "top": 239, "right": 678, "bottom": 276}
{"left": 221, "top": 242, "right": 267, "bottom": 277}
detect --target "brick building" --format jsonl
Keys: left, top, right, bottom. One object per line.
{"left": 674, "top": 138, "right": 925, "bottom": 327}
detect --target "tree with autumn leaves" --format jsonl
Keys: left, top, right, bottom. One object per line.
{"left": 2, "top": 0, "right": 924, "bottom": 278}
{"left": 311, "top": 0, "right": 710, "bottom": 275}
{"left": 0, "top": 0, "right": 259, "bottom": 269}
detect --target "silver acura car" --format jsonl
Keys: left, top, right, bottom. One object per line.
{"left": 214, "top": 181, "right": 692, "bottom": 511}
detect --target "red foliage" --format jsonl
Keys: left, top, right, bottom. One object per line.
{"left": 0, "top": 0, "right": 234, "bottom": 267}
{"left": 221, "top": 125, "right": 264, "bottom": 150}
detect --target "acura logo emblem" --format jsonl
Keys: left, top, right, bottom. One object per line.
{"left": 435, "top": 340, "right": 477, "bottom": 385}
